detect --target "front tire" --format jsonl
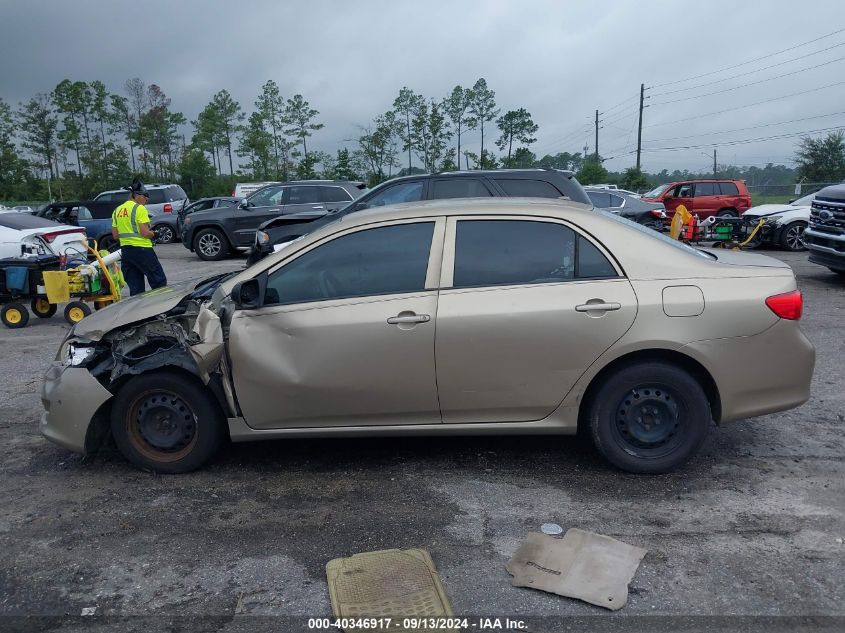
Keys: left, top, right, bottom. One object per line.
{"left": 110, "top": 371, "right": 225, "bottom": 474}
{"left": 194, "top": 228, "right": 228, "bottom": 261}
{"left": 716, "top": 208, "right": 738, "bottom": 218}
{"left": 780, "top": 221, "right": 807, "bottom": 251}
{"left": 587, "top": 361, "right": 711, "bottom": 473}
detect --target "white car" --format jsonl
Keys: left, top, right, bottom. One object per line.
{"left": 743, "top": 192, "right": 814, "bottom": 252}
{"left": 0, "top": 213, "right": 88, "bottom": 260}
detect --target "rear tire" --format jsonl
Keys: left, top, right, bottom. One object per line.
{"left": 110, "top": 371, "right": 225, "bottom": 474}
{"left": 716, "top": 208, "right": 738, "bottom": 218}
{"left": 1, "top": 303, "right": 29, "bottom": 329}
{"left": 780, "top": 221, "right": 807, "bottom": 251}
{"left": 194, "top": 228, "right": 228, "bottom": 261}
{"left": 587, "top": 361, "right": 711, "bottom": 473}
{"left": 31, "top": 298, "right": 57, "bottom": 318}
{"left": 154, "top": 224, "right": 176, "bottom": 244}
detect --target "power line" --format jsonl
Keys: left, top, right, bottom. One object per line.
{"left": 643, "top": 79, "right": 845, "bottom": 129}
{"left": 640, "top": 125, "right": 845, "bottom": 152}
{"left": 644, "top": 110, "right": 845, "bottom": 143}
{"left": 599, "top": 94, "right": 639, "bottom": 117}
{"left": 650, "top": 55, "right": 845, "bottom": 107}
{"left": 650, "top": 26, "right": 845, "bottom": 88}
{"left": 650, "top": 40, "right": 845, "bottom": 98}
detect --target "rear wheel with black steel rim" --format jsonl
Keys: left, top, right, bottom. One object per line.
{"left": 31, "top": 298, "right": 57, "bottom": 319}
{"left": 63, "top": 301, "right": 91, "bottom": 325}
{"left": 111, "top": 371, "right": 225, "bottom": 473}
{"left": 587, "top": 361, "right": 711, "bottom": 473}
{"left": 1, "top": 303, "right": 29, "bottom": 329}
{"left": 780, "top": 221, "right": 807, "bottom": 251}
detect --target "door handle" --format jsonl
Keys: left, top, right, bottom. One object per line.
{"left": 387, "top": 314, "right": 431, "bottom": 324}
{"left": 312, "top": 205, "right": 325, "bottom": 210}
{"left": 575, "top": 301, "right": 621, "bottom": 312}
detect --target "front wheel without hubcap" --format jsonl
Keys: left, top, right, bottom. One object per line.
{"left": 587, "top": 361, "right": 711, "bottom": 473}
{"left": 111, "top": 371, "right": 225, "bottom": 473}
{"left": 155, "top": 224, "right": 175, "bottom": 244}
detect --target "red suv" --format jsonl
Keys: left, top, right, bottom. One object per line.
{"left": 641, "top": 180, "right": 751, "bottom": 218}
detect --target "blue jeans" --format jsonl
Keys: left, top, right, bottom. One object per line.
{"left": 121, "top": 246, "right": 167, "bottom": 296}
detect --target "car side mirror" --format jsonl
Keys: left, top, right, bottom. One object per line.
{"left": 354, "top": 201, "right": 369, "bottom": 211}
{"left": 237, "top": 198, "right": 249, "bottom": 209}
{"left": 231, "top": 278, "right": 263, "bottom": 309}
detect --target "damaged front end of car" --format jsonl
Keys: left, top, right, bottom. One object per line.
{"left": 41, "top": 273, "right": 240, "bottom": 456}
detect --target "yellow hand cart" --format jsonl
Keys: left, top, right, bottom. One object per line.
{"left": 0, "top": 245, "right": 123, "bottom": 329}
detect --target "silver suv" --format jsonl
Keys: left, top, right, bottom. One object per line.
{"left": 94, "top": 184, "right": 189, "bottom": 217}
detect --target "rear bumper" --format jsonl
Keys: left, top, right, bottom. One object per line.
{"left": 40, "top": 363, "right": 113, "bottom": 454}
{"left": 681, "top": 319, "right": 815, "bottom": 423}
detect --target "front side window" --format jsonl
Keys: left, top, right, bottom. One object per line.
{"left": 248, "top": 185, "right": 285, "bottom": 207}
{"left": 265, "top": 222, "right": 434, "bottom": 305}
{"left": 452, "top": 220, "right": 618, "bottom": 289}
{"left": 287, "top": 186, "right": 321, "bottom": 204}
{"left": 367, "top": 181, "right": 425, "bottom": 207}
{"left": 674, "top": 184, "right": 693, "bottom": 198}
{"left": 429, "top": 178, "right": 492, "bottom": 199}
{"left": 320, "top": 186, "right": 353, "bottom": 203}
{"left": 694, "top": 183, "right": 718, "bottom": 197}
{"left": 75, "top": 206, "right": 93, "bottom": 221}
{"left": 495, "top": 178, "right": 564, "bottom": 198}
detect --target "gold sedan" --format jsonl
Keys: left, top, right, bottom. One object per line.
{"left": 42, "top": 198, "right": 814, "bottom": 474}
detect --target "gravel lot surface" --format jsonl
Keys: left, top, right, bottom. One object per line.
{"left": 0, "top": 244, "right": 843, "bottom": 632}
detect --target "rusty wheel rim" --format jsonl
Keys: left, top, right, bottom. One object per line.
{"left": 127, "top": 389, "right": 198, "bottom": 463}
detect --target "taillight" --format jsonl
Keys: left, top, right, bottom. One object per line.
{"left": 163, "top": 203, "right": 173, "bottom": 213}
{"left": 766, "top": 290, "right": 802, "bottom": 320}
{"left": 649, "top": 209, "right": 665, "bottom": 217}
{"left": 231, "top": 190, "right": 235, "bottom": 196}
{"left": 41, "top": 229, "right": 86, "bottom": 243}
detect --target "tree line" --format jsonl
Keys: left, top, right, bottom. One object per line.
{"left": 1, "top": 75, "right": 842, "bottom": 203}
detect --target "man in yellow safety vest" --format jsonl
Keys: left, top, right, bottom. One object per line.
{"left": 111, "top": 179, "right": 167, "bottom": 296}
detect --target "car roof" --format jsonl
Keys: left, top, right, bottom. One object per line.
{"left": 337, "top": 196, "right": 592, "bottom": 227}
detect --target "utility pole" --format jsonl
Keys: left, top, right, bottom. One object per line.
{"left": 594, "top": 109, "right": 600, "bottom": 163}
{"left": 636, "top": 83, "right": 645, "bottom": 170}
{"left": 713, "top": 149, "right": 717, "bottom": 179}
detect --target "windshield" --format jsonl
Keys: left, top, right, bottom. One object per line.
{"left": 791, "top": 192, "right": 815, "bottom": 206}
{"left": 595, "top": 209, "right": 715, "bottom": 260}
{"left": 643, "top": 184, "right": 671, "bottom": 198}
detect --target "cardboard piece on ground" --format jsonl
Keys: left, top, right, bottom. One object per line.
{"left": 327, "top": 548, "right": 453, "bottom": 627}
{"left": 506, "top": 528, "right": 647, "bottom": 611}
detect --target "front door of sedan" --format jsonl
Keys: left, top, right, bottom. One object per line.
{"left": 228, "top": 219, "right": 445, "bottom": 429}
{"left": 233, "top": 185, "right": 290, "bottom": 247}
{"left": 435, "top": 217, "right": 637, "bottom": 424}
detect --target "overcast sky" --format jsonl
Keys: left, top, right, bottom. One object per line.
{"left": 2, "top": 0, "right": 844, "bottom": 173}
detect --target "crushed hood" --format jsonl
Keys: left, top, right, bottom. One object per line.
{"left": 71, "top": 281, "right": 198, "bottom": 340}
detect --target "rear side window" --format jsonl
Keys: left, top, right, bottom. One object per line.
{"left": 165, "top": 185, "right": 187, "bottom": 200}
{"left": 453, "top": 220, "right": 617, "bottom": 288}
{"left": 587, "top": 191, "right": 611, "bottom": 208}
{"left": 320, "top": 186, "right": 353, "bottom": 203}
{"left": 430, "top": 178, "right": 492, "bottom": 199}
{"left": 694, "top": 183, "right": 718, "bottom": 197}
{"left": 146, "top": 189, "right": 166, "bottom": 204}
{"left": 495, "top": 179, "right": 562, "bottom": 198}
{"left": 609, "top": 194, "right": 624, "bottom": 208}
{"left": 719, "top": 182, "right": 739, "bottom": 195}
{"left": 287, "top": 186, "right": 321, "bottom": 204}
{"left": 265, "top": 222, "right": 434, "bottom": 304}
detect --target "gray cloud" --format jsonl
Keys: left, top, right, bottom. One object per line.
{"left": 1, "top": 0, "right": 843, "bottom": 172}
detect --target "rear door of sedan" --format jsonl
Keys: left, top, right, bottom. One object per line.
{"left": 434, "top": 216, "right": 637, "bottom": 424}
{"left": 228, "top": 218, "right": 446, "bottom": 429}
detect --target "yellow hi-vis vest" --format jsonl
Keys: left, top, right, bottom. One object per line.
{"left": 112, "top": 200, "right": 153, "bottom": 248}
